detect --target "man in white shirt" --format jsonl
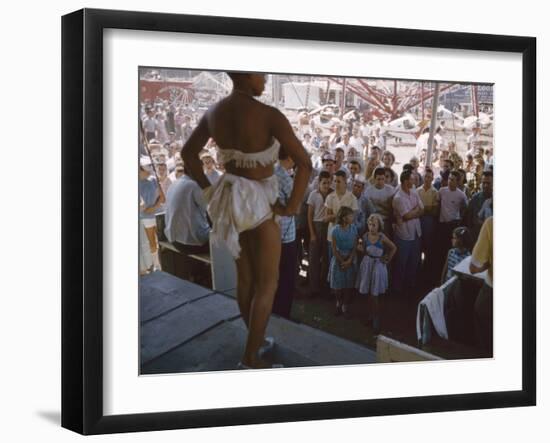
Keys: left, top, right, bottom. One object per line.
{"left": 438, "top": 120, "right": 447, "bottom": 135}
{"left": 142, "top": 110, "right": 157, "bottom": 141}
{"left": 334, "top": 147, "right": 350, "bottom": 177}
{"left": 328, "top": 123, "right": 342, "bottom": 149}
{"left": 302, "top": 132, "right": 315, "bottom": 154}
{"left": 434, "top": 127, "right": 446, "bottom": 152}
{"left": 156, "top": 161, "right": 172, "bottom": 199}
{"left": 359, "top": 120, "right": 370, "bottom": 139}
{"left": 155, "top": 113, "right": 169, "bottom": 143}
{"left": 437, "top": 170, "right": 468, "bottom": 269}
{"left": 439, "top": 171, "right": 468, "bottom": 224}
{"left": 307, "top": 170, "right": 332, "bottom": 297}
{"left": 364, "top": 167, "right": 396, "bottom": 235}
{"left": 336, "top": 133, "right": 353, "bottom": 155}
{"left": 164, "top": 167, "right": 211, "bottom": 254}
{"left": 309, "top": 153, "right": 337, "bottom": 192}
{"left": 466, "top": 126, "right": 482, "bottom": 155}
{"left": 392, "top": 170, "right": 424, "bottom": 297}
{"left": 324, "top": 170, "right": 359, "bottom": 264}
{"left": 349, "top": 127, "right": 365, "bottom": 151}
{"left": 346, "top": 159, "right": 362, "bottom": 190}
{"left": 181, "top": 115, "right": 195, "bottom": 143}
{"left": 368, "top": 146, "right": 384, "bottom": 169}
{"left": 415, "top": 127, "right": 436, "bottom": 157}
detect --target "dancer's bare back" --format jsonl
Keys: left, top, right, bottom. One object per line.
{"left": 205, "top": 93, "right": 277, "bottom": 180}
{"left": 182, "top": 84, "right": 311, "bottom": 215}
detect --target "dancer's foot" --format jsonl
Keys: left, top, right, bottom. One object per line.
{"left": 237, "top": 359, "right": 283, "bottom": 369}
{"left": 258, "top": 336, "right": 275, "bottom": 359}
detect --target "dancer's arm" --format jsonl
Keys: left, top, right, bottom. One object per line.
{"left": 271, "top": 108, "right": 313, "bottom": 215}
{"left": 181, "top": 115, "right": 212, "bottom": 190}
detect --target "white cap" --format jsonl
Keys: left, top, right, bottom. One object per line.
{"left": 200, "top": 148, "right": 217, "bottom": 161}
{"left": 139, "top": 156, "right": 152, "bottom": 167}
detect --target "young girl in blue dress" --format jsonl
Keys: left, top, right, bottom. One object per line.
{"left": 357, "top": 213, "right": 397, "bottom": 333}
{"left": 441, "top": 226, "right": 472, "bottom": 283}
{"left": 328, "top": 206, "right": 358, "bottom": 318}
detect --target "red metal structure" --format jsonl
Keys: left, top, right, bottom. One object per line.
{"left": 326, "top": 77, "right": 458, "bottom": 120}
{"left": 140, "top": 79, "right": 194, "bottom": 104}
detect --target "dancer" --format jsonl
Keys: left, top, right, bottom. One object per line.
{"left": 181, "top": 72, "right": 312, "bottom": 369}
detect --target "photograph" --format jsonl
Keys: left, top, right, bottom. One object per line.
{"left": 138, "top": 68, "right": 495, "bottom": 374}
{"left": 57, "top": 4, "right": 539, "bottom": 435}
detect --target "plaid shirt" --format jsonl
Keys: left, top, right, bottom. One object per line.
{"left": 275, "top": 163, "right": 296, "bottom": 243}
{"left": 467, "top": 172, "right": 482, "bottom": 195}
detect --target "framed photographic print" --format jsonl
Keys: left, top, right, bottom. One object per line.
{"left": 62, "top": 8, "right": 536, "bottom": 435}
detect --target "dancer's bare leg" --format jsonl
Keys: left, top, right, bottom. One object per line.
{"left": 235, "top": 230, "right": 254, "bottom": 329}
{"left": 241, "top": 219, "right": 281, "bottom": 368}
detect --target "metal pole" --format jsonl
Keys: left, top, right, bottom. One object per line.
{"left": 420, "top": 82, "right": 426, "bottom": 121}
{"left": 340, "top": 78, "right": 347, "bottom": 118}
{"left": 271, "top": 74, "right": 279, "bottom": 108}
{"left": 139, "top": 119, "right": 165, "bottom": 200}
{"left": 393, "top": 80, "right": 397, "bottom": 119}
{"left": 471, "top": 84, "right": 479, "bottom": 117}
{"left": 425, "top": 83, "right": 440, "bottom": 168}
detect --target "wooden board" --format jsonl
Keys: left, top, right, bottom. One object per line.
{"left": 376, "top": 335, "right": 443, "bottom": 363}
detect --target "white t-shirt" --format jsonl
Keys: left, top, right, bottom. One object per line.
{"left": 364, "top": 184, "right": 396, "bottom": 219}
{"left": 307, "top": 190, "right": 330, "bottom": 222}
{"left": 336, "top": 141, "right": 352, "bottom": 155}
{"left": 415, "top": 132, "right": 430, "bottom": 157}
{"left": 434, "top": 133, "right": 445, "bottom": 150}
{"left": 438, "top": 187, "right": 468, "bottom": 222}
{"left": 467, "top": 133, "right": 481, "bottom": 151}
{"left": 325, "top": 191, "right": 358, "bottom": 240}
{"left": 143, "top": 117, "right": 156, "bottom": 132}
{"left": 349, "top": 135, "right": 365, "bottom": 150}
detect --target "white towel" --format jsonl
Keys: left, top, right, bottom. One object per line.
{"left": 416, "top": 280, "right": 454, "bottom": 341}
{"left": 206, "top": 173, "right": 279, "bottom": 259}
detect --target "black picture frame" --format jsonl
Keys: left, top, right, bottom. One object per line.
{"left": 62, "top": 8, "right": 536, "bottom": 435}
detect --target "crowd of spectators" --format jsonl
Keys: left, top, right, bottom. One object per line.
{"left": 139, "top": 93, "right": 494, "bottom": 350}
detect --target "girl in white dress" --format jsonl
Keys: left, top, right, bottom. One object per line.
{"left": 357, "top": 213, "right": 396, "bottom": 333}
